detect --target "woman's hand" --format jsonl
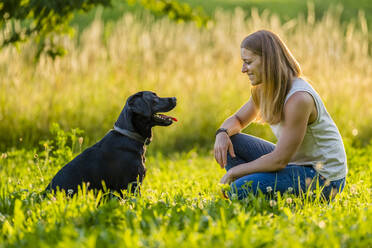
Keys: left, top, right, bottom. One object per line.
{"left": 220, "top": 169, "right": 235, "bottom": 184}
{"left": 214, "top": 132, "right": 236, "bottom": 168}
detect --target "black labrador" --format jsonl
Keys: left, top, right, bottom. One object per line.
{"left": 45, "top": 91, "right": 177, "bottom": 196}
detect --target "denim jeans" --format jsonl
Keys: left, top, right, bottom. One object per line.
{"left": 225, "top": 133, "right": 346, "bottom": 200}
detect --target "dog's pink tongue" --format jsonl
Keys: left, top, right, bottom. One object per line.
{"left": 159, "top": 114, "right": 178, "bottom": 122}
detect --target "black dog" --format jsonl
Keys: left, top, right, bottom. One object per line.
{"left": 45, "top": 91, "right": 177, "bottom": 196}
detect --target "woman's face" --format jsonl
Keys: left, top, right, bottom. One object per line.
{"left": 241, "top": 48, "right": 263, "bottom": 86}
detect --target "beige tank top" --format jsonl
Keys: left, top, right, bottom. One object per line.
{"left": 270, "top": 78, "right": 347, "bottom": 181}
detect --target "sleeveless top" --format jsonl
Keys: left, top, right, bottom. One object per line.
{"left": 270, "top": 78, "right": 347, "bottom": 181}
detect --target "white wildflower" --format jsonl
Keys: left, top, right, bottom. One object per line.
{"left": 318, "top": 221, "right": 326, "bottom": 229}
{"left": 266, "top": 186, "right": 273, "bottom": 193}
{"left": 350, "top": 184, "right": 357, "bottom": 195}
{"left": 352, "top": 129, "right": 358, "bottom": 136}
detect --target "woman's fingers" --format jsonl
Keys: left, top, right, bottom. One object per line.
{"left": 217, "top": 146, "right": 227, "bottom": 168}
{"left": 214, "top": 148, "right": 221, "bottom": 166}
{"left": 214, "top": 146, "right": 226, "bottom": 168}
{"left": 220, "top": 173, "right": 228, "bottom": 184}
{"left": 228, "top": 141, "right": 236, "bottom": 158}
{"left": 220, "top": 171, "right": 232, "bottom": 184}
{"left": 221, "top": 148, "right": 227, "bottom": 168}
{"left": 214, "top": 134, "right": 232, "bottom": 168}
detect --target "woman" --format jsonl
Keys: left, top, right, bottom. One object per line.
{"left": 214, "top": 30, "right": 347, "bottom": 200}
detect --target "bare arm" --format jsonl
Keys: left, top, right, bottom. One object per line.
{"left": 219, "top": 97, "right": 259, "bottom": 135}
{"left": 221, "top": 91, "right": 314, "bottom": 183}
{"left": 214, "top": 97, "right": 258, "bottom": 167}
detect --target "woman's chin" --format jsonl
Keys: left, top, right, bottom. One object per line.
{"left": 250, "top": 80, "right": 262, "bottom": 86}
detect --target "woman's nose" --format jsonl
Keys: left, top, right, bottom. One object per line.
{"left": 242, "top": 64, "right": 248, "bottom": 73}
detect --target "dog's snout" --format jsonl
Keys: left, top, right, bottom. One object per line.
{"left": 170, "top": 97, "right": 177, "bottom": 105}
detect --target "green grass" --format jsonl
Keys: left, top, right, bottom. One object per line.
{"left": 0, "top": 126, "right": 371, "bottom": 247}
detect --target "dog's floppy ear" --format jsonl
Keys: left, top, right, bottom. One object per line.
{"left": 128, "top": 92, "right": 152, "bottom": 117}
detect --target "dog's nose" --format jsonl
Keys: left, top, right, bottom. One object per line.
{"left": 170, "top": 97, "right": 177, "bottom": 105}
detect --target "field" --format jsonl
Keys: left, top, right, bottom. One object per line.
{"left": 0, "top": 126, "right": 371, "bottom": 247}
{"left": 0, "top": 2, "right": 372, "bottom": 247}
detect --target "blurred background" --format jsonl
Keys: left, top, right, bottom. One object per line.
{"left": 0, "top": 0, "right": 371, "bottom": 153}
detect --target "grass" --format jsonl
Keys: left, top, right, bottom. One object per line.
{"left": 0, "top": 127, "right": 371, "bottom": 247}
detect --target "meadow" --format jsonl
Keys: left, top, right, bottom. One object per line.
{"left": 0, "top": 4, "right": 371, "bottom": 247}
{"left": 0, "top": 125, "right": 371, "bottom": 247}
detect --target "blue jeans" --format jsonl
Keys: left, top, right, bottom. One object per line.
{"left": 226, "top": 133, "right": 346, "bottom": 201}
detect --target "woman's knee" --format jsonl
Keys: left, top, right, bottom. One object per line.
{"left": 229, "top": 133, "right": 249, "bottom": 147}
{"left": 229, "top": 133, "right": 275, "bottom": 159}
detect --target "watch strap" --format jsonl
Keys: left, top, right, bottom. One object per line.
{"left": 215, "top": 128, "right": 228, "bottom": 136}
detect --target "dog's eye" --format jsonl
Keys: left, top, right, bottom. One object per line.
{"left": 152, "top": 98, "right": 159, "bottom": 104}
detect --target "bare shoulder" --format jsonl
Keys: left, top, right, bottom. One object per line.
{"left": 285, "top": 91, "right": 314, "bottom": 111}
{"left": 283, "top": 91, "right": 315, "bottom": 122}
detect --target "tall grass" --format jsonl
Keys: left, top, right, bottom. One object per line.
{"left": 1, "top": 6, "right": 371, "bottom": 152}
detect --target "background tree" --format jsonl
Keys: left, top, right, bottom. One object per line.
{"left": 0, "top": 0, "right": 209, "bottom": 59}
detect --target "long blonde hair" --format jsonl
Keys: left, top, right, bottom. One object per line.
{"left": 241, "top": 30, "right": 301, "bottom": 124}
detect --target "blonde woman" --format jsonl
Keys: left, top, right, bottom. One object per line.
{"left": 214, "top": 30, "right": 347, "bottom": 200}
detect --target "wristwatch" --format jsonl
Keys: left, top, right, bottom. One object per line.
{"left": 215, "top": 128, "right": 229, "bottom": 136}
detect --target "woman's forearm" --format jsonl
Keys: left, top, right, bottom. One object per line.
{"left": 229, "top": 152, "right": 288, "bottom": 179}
{"left": 219, "top": 97, "right": 258, "bottom": 137}
{"left": 219, "top": 115, "right": 244, "bottom": 136}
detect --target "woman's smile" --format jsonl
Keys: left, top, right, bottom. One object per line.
{"left": 241, "top": 48, "right": 263, "bottom": 85}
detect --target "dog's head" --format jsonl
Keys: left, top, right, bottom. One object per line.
{"left": 114, "top": 91, "right": 177, "bottom": 142}
{"left": 127, "top": 91, "right": 177, "bottom": 127}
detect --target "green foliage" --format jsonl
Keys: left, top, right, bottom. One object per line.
{"left": 0, "top": 0, "right": 112, "bottom": 59}
{"left": 44, "top": 123, "right": 85, "bottom": 164}
{"left": 0, "top": 126, "right": 371, "bottom": 247}
{"left": 128, "top": 0, "right": 208, "bottom": 26}
{"left": 0, "top": 0, "right": 208, "bottom": 59}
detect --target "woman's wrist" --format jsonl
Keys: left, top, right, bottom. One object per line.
{"left": 215, "top": 128, "right": 229, "bottom": 136}
{"left": 229, "top": 163, "right": 247, "bottom": 180}
{"left": 228, "top": 167, "right": 237, "bottom": 179}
